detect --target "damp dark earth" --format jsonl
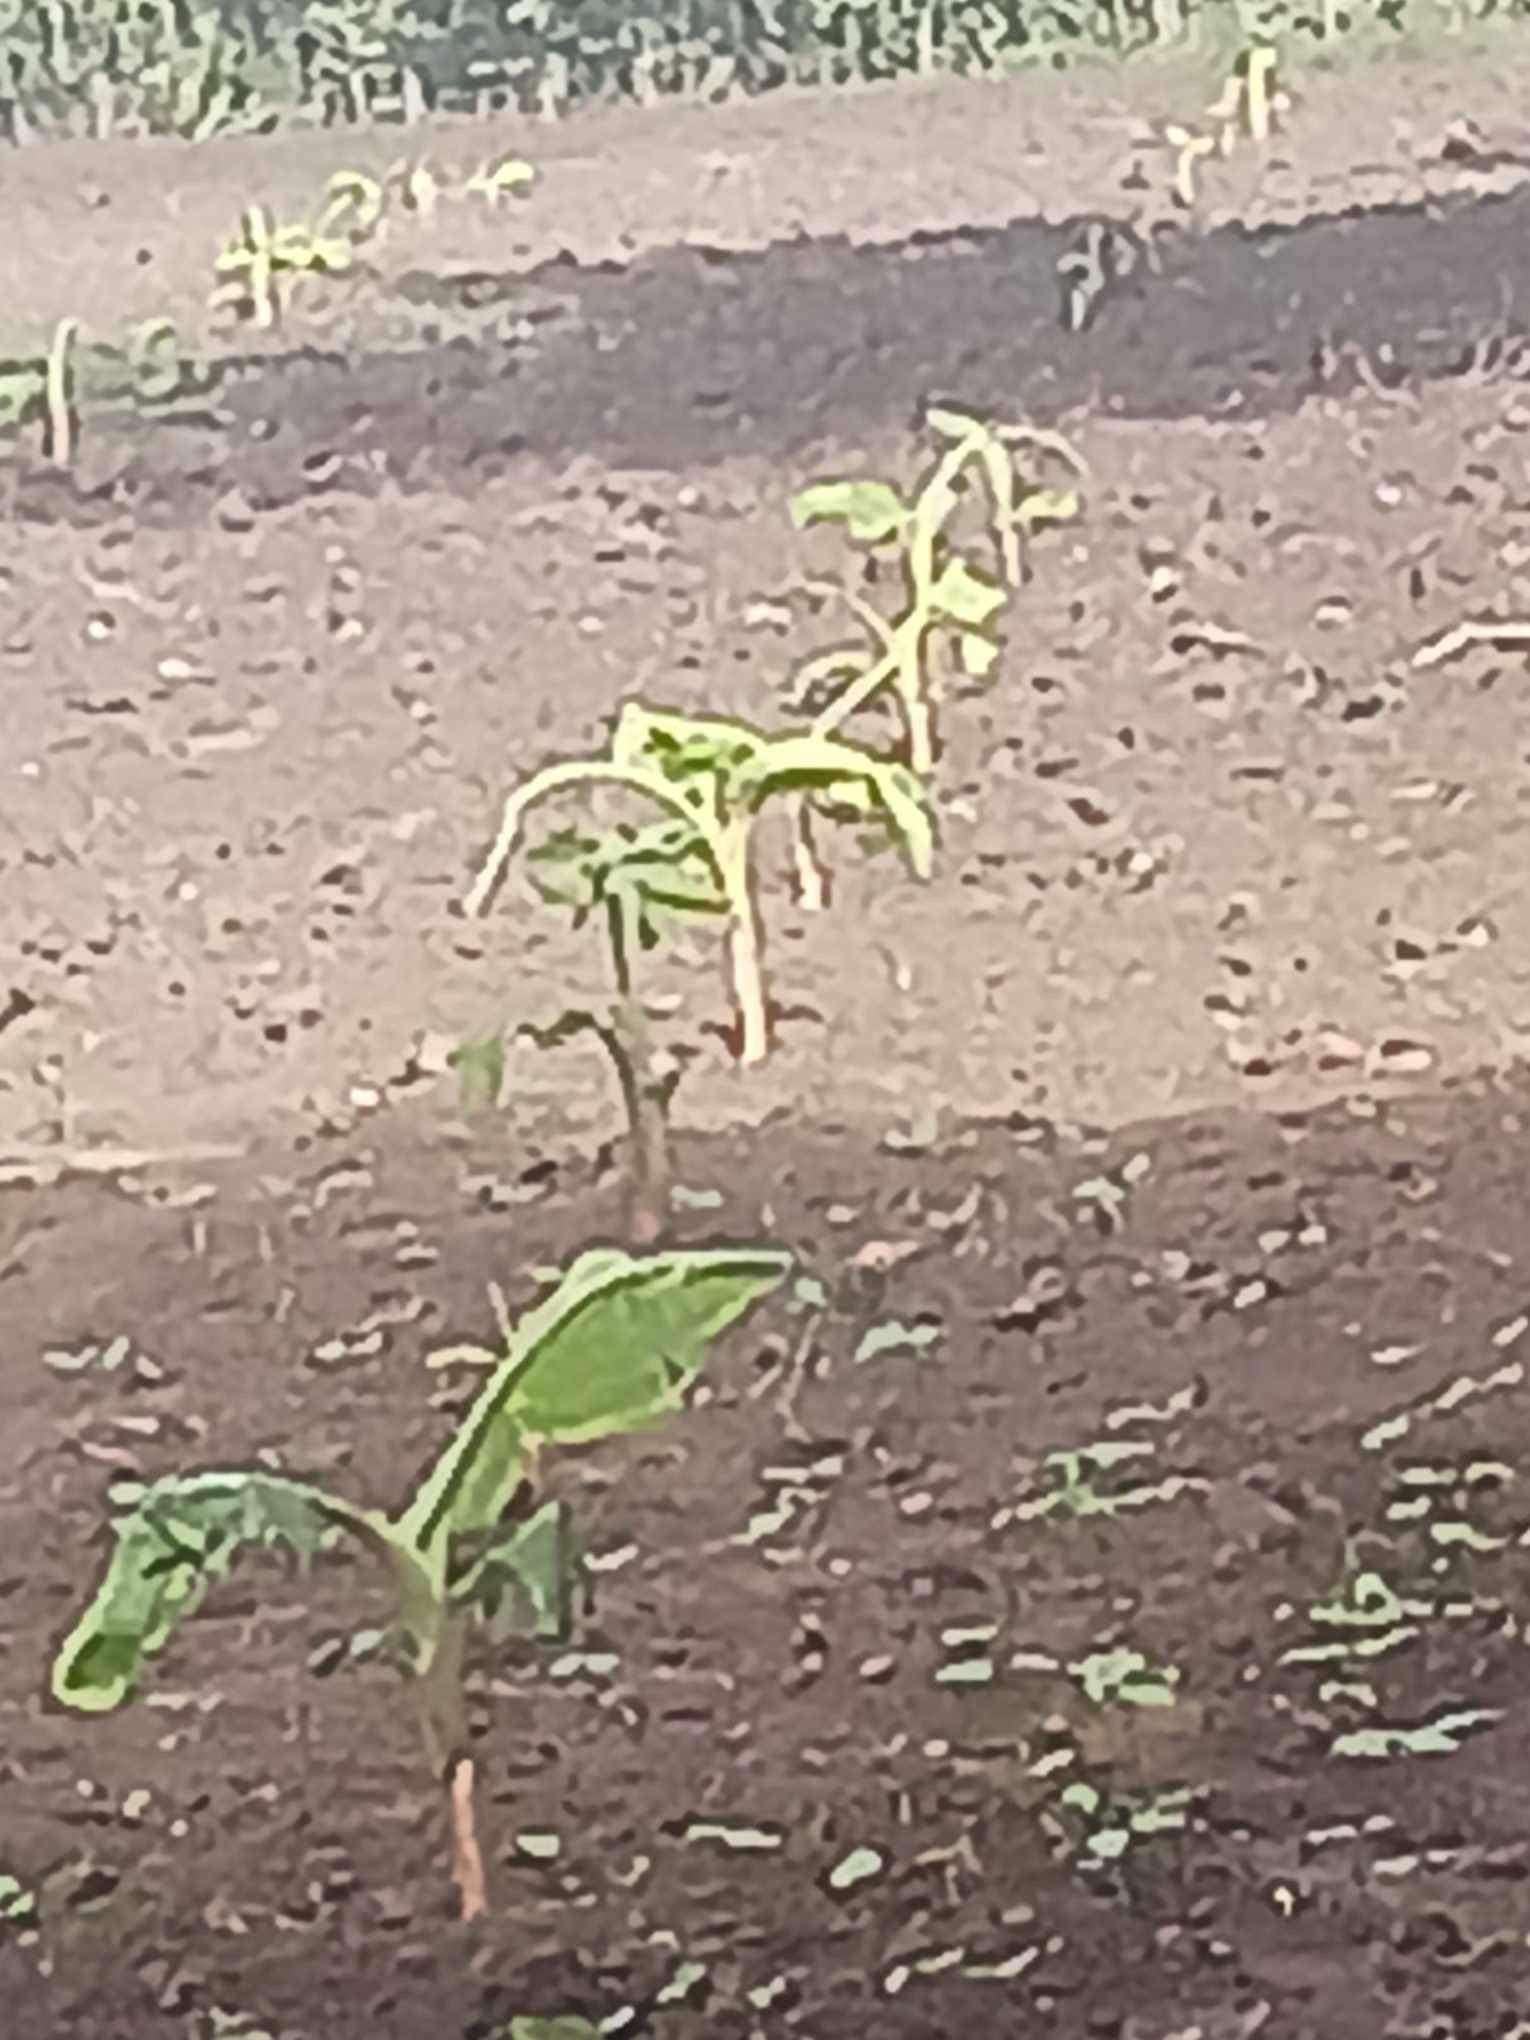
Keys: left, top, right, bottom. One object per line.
{"left": 8, "top": 36, "right": 1530, "bottom": 2040}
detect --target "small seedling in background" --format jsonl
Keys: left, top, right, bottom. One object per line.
{"left": 1007, "top": 1440, "right": 1206, "bottom": 1523}
{"left": 1166, "top": 123, "right": 1217, "bottom": 206}
{"left": 791, "top": 410, "right": 1083, "bottom": 768}
{"left": 43, "top": 316, "right": 78, "bottom": 466}
{"left": 787, "top": 406, "right": 1080, "bottom": 902}
{"left": 1070, "top": 1647, "right": 1181, "bottom": 1709}
{"left": 1240, "top": 44, "right": 1281, "bottom": 144}
{"left": 467, "top": 153, "right": 536, "bottom": 205}
{"left": 387, "top": 156, "right": 442, "bottom": 216}
{"left": 1206, "top": 44, "right": 1283, "bottom": 153}
{"left": 211, "top": 175, "right": 382, "bottom": 329}
{"left": 0, "top": 316, "right": 209, "bottom": 458}
{"left": 463, "top": 701, "right": 933, "bottom": 1070}
{"left": 51, "top": 1246, "right": 789, "bottom": 1922}
{"left": 1047, "top": 1780, "right": 1197, "bottom": 1867}
{"left": 362, "top": 151, "right": 534, "bottom": 223}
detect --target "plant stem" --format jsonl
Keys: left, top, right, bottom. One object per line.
{"left": 717, "top": 822, "right": 769, "bottom": 1065}
{"left": 467, "top": 752, "right": 768, "bottom": 1070}
{"left": 245, "top": 207, "right": 276, "bottom": 329}
{"left": 790, "top": 799, "right": 829, "bottom": 912}
{"left": 603, "top": 894, "right": 672, "bottom": 1239}
{"left": 416, "top": 1610, "right": 485, "bottom": 1921}
{"left": 604, "top": 901, "right": 657, "bottom": 1237}
{"left": 449, "top": 1757, "right": 487, "bottom": 1921}
{"left": 605, "top": 1005, "right": 671, "bottom": 1244}
{"left": 44, "top": 318, "right": 78, "bottom": 468}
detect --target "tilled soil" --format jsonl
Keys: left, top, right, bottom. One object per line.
{"left": 9, "top": 43, "right": 1530, "bottom": 2040}
{"left": 7, "top": 365, "right": 1530, "bottom": 1166}
{"left": 6, "top": 1074, "right": 1530, "bottom": 2038}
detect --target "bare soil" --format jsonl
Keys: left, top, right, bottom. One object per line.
{"left": 8, "top": 44, "right": 1530, "bottom": 2040}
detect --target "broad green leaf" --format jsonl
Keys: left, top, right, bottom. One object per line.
{"left": 398, "top": 1248, "right": 790, "bottom": 1562}
{"left": 790, "top": 479, "right": 909, "bottom": 544}
{"left": 731, "top": 734, "right": 934, "bottom": 880}
{"left": 509, "top": 2019, "right": 601, "bottom": 2040}
{"left": 930, "top": 556, "right": 1006, "bottom": 628}
{"left": 52, "top": 1473, "right": 397, "bottom": 1714}
{"left": 450, "top": 1497, "right": 574, "bottom": 1642}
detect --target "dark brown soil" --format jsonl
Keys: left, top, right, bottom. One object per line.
{"left": 11, "top": 179, "right": 1530, "bottom": 527}
{"left": 7, "top": 1075, "right": 1530, "bottom": 2038}
{"left": 10, "top": 46, "right": 1530, "bottom": 2040}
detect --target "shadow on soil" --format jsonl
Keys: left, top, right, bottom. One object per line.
{"left": 8, "top": 179, "right": 1530, "bottom": 526}
{"left": 6, "top": 1066, "right": 1530, "bottom": 2034}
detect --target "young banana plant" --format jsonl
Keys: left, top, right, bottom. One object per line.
{"left": 51, "top": 1246, "right": 790, "bottom": 1922}
{"left": 464, "top": 701, "right": 934, "bottom": 1069}
{"left": 455, "top": 809, "right": 717, "bottom": 1243}
{"left": 787, "top": 407, "right": 1083, "bottom": 905}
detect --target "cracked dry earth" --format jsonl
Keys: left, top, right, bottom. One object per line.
{"left": 8, "top": 50, "right": 1530, "bottom": 2040}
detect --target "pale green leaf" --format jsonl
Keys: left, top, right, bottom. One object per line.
{"left": 52, "top": 1473, "right": 397, "bottom": 1714}
{"left": 509, "top": 2019, "right": 601, "bottom": 2040}
{"left": 1016, "top": 487, "right": 1080, "bottom": 530}
{"left": 610, "top": 702, "right": 764, "bottom": 789}
{"left": 450, "top": 1497, "right": 574, "bottom": 1641}
{"left": 731, "top": 734, "right": 934, "bottom": 879}
{"left": 790, "top": 479, "right": 909, "bottom": 544}
{"left": 958, "top": 631, "right": 1000, "bottom": 679}
{"left": 398, "top": 1248, "right": 790, "bottom": 1563}
{"left": 925, "top": 406, "right": 986, "bottom": 445}
{"left": 525, "top": 817, "right": 722, "bottom": 932}
{"left": 930, "top": 556, "right": 1006, "bottom": 628}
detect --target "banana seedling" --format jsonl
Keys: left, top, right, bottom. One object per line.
{"left": 0, "top": 315, "right": 195, "bottom": 466}
{"left": 1206, "top": 44, "right": 1283, "bottom": 153}
{"left": 51, "top": 1246, "right": 790, "bottom": 1922}
{"left": 464, "top": 701, "right": 933, "bottom": 1071}
{"left": 786, "top": 407, "right": 1081, "bottom": 905}
{"left": 453, "top": 812, "right": 716, "bottom": 1243}
{"left": 792, "top": 407, "right": 1083, "bottom": 772}
{"left": 1165, "top": 123, "right": 1217, "bottom": 206}
{"left": 42, "top": 316, "right": 77, "bottom": 466}
{"left": 211, "top": 174, "right": 383, "bottom": 329}
{"left": 0, "top": 318, "right": 82, "bottom": 465}
{"left": 466, "top": 153, "right": 536, "bottom": 205}
{"left": 362, "top": 150, "right": 535, "bottom": 222}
